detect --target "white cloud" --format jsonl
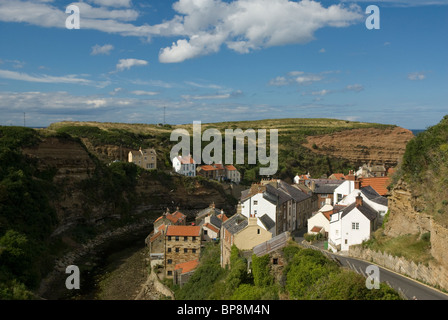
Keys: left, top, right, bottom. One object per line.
{"left": 0, "top": 0, "right": 363, "bottom": 62}
{"left": 91, "top": 44, "right": 114, "bottom": 55}
{"left": 407, "top": 72, "right": 426, "bottom": 81}
{"left": 158, "top": 0, "right": 363, "bottom": 63}
{"left": 319, "top": 48, "right": 326, "bottom": 53}
{"left": 269, "top": 71, "right": 331, "bottom": 86}
{"left": 345, "top": 84, "right": 364, "bottom": 92}
{"left": 87, "top": 0, "right": 132, "bottom": 8}
{"left": 131, "top": 90, "right": 159, "bottom": 96}
{"left": 0, "top": 69, "right": 95, "bottom": 85}
{"left": 116, "top": 58, "right": 148, "bottom": 71}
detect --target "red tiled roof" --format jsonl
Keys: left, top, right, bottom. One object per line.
{"left": 225, "top": 165, "right": 237, "bottom": 171}
{"left": 331, "top": 173, "right": 346, "bottom": 180}
{"left": 359, "top": 177, "right": 390, "bottom": 196}
{"left": 217, "top": 213, "right": 228, "bottom": 222}
{"left": 311, "top": 226, "right": 322, "bottom": 233}
{"left": 166, "top": 225, "right": 201, "bottom": 237}
{"left": 200, "top": 165, "right": 217, "bottom": 171}
{"left": 150, "top": 231, "right": 162, "bottom": 242}
{"left": 171, "top": 211, "right": 186, "bottom": 220}
{"left": 175, "top": 259, "right": 199, "bottom": 274}
{"left": 214, "top": 164, "right": 224, "bottom": 170}
{"left": 321, "top": 211, "right": 332, "bottom": 221}
{"left": 178, "top": 155, "right": 195, "bottom": 164}
{"left": 203, "top": 223, "right": 219, "bottom": 234}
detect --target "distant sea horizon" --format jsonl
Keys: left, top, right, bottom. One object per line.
{"left": 410, "top": 129, "right": 425, "bottom": 136}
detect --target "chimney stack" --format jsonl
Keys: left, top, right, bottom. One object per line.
{"left": 355, "top": 193, "right": 363, "bottom": 207}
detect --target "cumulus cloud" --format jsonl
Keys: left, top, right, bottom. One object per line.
{"left": 116, "top": 59, "right": 148, "bottom": 71}
{"left": 0, "top": 0, "right": 363, "bottom": 62}
{"left": 91, "top": 44, "right": 114, "bottom": 55}
{"left": 157, "top": 0, "right": 363, "bottom": 63}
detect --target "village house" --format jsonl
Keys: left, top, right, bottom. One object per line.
{"left": 307, "top": 198, "right": 346, "bottom": 238}
{"left": 220, "top": 212, "right": 272, "bottom": 268}
{"left": 145, "top": 208, "right": 187, "bottom": 260}
{"left": 165, "top": 225, "right": 202, "bottom": 278}
{"left": 172, "top": 154, "right": 197, "bottom": 177}
{"left": 196, "top": 163, "right": 241, "bottom": 183}
{"left": 356, "top": 162, "right": 387, "bottom": 178}
{"left": 328, "top": 193, "right": 379, "bottom": 252}
{"left": 128, "top": 147, "right": 157, "bottom": 170}
{"left": 173, "top": 259, "right": 199, "bottom": 287}
{"left": 240, "top": 179, "right": 314, "bottom": 236}
{"left": 358, "top": 176, "right": 390, "bottom": 196}
{"left": 337, "top": 185, "right": 388, "bottom": 223}
{"left": 306, "top": 179, "right": 344, "bottom": 208}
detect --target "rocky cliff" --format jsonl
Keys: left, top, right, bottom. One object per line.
{"left": 22, "top": 136, "right": 234, "bottom": 239}
{"left": 303, "top": 127, "right": 414, "bottom": 167}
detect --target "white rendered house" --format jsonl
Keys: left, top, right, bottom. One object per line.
{"left": 172, "top": 155, "right": 196, "bottom": 177}
{"left": 338, "top": 186, "right": 388, "bottom": 222}
{"left": 328, "top": 194, "right": 378, "bottom": 252}
{"left": 307, "top": 198, "right": 333, "bottom": 237}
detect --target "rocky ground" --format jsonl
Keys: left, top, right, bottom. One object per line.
{"left": 95, "top": 246, "right": 149, "bottom": 300}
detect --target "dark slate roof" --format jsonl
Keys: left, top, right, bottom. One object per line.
{"left": 259, "top": 214, "right": 275, "bottom": 231}
{"left": 360, "top": 186, "right": 381, "bottom": 200}
{"left": 340, "top": 201, "right": 377, "bottom": 221}
{"left": 277, "top": 180, "right": 311, "bottom": 202}
{"left": 196, "top": 206, "right": 222, "bottom": 220}
{"left": 241, "top": 188, "right": 251, "bottom": 201}
{"left": 253, "top": 232, "right": 290, "bottom": 257}
{"left": 313, "top": 183, "right": 342, "bottom": 194}
{"left": 209, "top": 214, "right": 223, "bottom": 229}
{"left": 222, "top": 213, "right": 248, "bottom": 235}
{"left": 370, "top": 196, "right": 388, "bottom": 206}
{"left": 263, "top": 180, "right": 311, "bottom": 205}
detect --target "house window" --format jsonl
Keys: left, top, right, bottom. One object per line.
{"left": 192, "top": 249, "right": 197, "bottom": 254}
{"left": 184, "top": 236, "right": 188, "bottom": 241}
{"left": 175, "top": 236, "right": 179, "bottom": 241}
{"left": 167, "top": 259, "right": 172, "bottom": 264}
{"left": 175, "top": 248, "right": 179, "bottom": 253}
{"left": 167, "top": 271, "right": 172, "bottom": 276}
{"left": 337, "top": 194, "right": 343, "bottom": 203}
{"left": 257, "top": 228, "right": 260, "bottom": 234}
{"left": 168, "top": 236, "right": 172, "bottom": 241}
{"left": 184, "top": 248, "right": 188, "bottom": 253}
{"left": 344, "top": 239, "right": 348, "bottom": 245}
{"left": 273, "top": 258, "right": 278, "bottom": 265}
{"left": 167, "top": 248, "right": 172, "bottom": 253}
{"left": 192, "top": 237, "right": 196, "bottom": 241}
{"left": 254, "top": 200, "right": 258, "bottom": 205}
{"left": 352, "top": 222, "right": 359, "bottom": 230}
{"left": 204, "top": 230, "right": 208, "bottom": 235}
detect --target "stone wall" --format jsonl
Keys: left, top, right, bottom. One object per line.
{"left": 431, "top": 220, "right": 448, "bottom": 268}
{"left": 349, "top": 246, "right": 448, "bottom": 292}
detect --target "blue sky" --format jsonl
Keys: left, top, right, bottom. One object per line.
{"left": 0, "top": 0, "right": 447, "bottom": 129}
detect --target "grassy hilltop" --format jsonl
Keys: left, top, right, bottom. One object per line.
{"left": 46, "top": 118, "right": 397, "bottom": 183}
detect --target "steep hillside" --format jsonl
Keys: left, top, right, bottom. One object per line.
{"left": 0, "top": 127, "right": 234, "bottom": 298}
{"left": 384, "top": 115, "right": 448, "bottom": 270}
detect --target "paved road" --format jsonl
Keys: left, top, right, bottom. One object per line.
{"left": 291, "top": 231, "right": 448, "bottom": 300}
{"left": 329, "top": 253, "right": 448, "bottom": 300}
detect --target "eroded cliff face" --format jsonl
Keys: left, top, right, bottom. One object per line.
{"left": 303, "top": 127, "right": 414, "bottom": 167}
{"left": 22, "top": 137, "right": 232, "bottom": 238}
{"left": 384, "top": 179, "right": 430, "bottom": 237}
{"left": 386, "top": 179, "right": 448, "bottom": 269}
